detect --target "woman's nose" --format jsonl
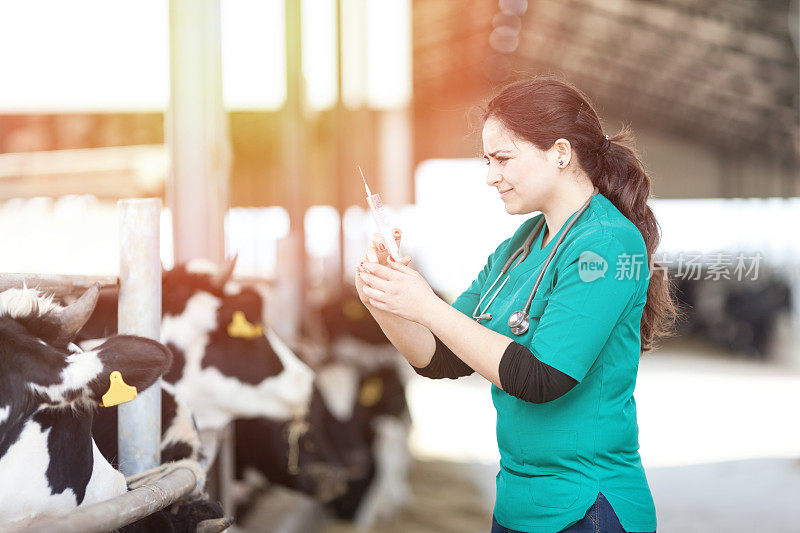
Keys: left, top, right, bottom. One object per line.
{"left": 486, "top": 164, "right": 502, "bottom": 186}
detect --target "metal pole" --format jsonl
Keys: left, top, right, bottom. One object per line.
{"left": 23, "top": 468, "right": 198, "bottom": 533}
{"left": 0, "top": 274, "right": 117, "bottom": 295}
{"left": 118, "top": 198, "right": 162, "bottom": 475}
{"left": 218, "top": 423, "right": 235, "bottom": 517}
{"left": 336, "top": 0, "right": 347, "bottom": 293}
{"left": 167, "top": 0, "right": 229, "bottom": 265}
{"left": 279, "top": 0, "right": 307, "bottom": 341}
{"left": 166, "top": 0, "right": 231, "bottom": 508}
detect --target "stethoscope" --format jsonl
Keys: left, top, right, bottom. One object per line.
{"left": 472, "top": 187, "right": 599, "bottom": 336}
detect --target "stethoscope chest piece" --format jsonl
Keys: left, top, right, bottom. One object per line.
{"left": 508, "top": 310, "right": 529, "bottom": 336}
{"left": 473, "top": 187, "right": 599, "bottom": 336}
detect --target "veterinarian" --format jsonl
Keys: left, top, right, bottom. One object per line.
{"left": 355, "top": 76, "right": 676, "bottom": 533}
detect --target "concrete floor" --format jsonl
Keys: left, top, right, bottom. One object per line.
{"left": 318, "top": 455, "right": 800, "bottom": 533}
{"left": 647, "top": 457, "right": 800, "bottom": 532}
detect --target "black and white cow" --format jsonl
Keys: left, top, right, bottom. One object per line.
{"left": 0, "top": 285, "right": 172, "bottom": 527}
{"left": 312, "top": 288, "right": 412, "bottom": 524}
{"left": 234, "top": 287, "right": 412, "bottom": 527}
{"left": 234, "top": 359, "right": 411, "bottom": 524}
{"left": 75, "top": 259, "right": 315, "bottom": 462}
{"left": 673, "top": 275, "right": 793, "bottom": 359}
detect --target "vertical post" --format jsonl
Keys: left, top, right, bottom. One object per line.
{"left": 335, "top": 0, "right": 347, "bottom": 292}
{"left": 278, "top": 0, "right": 306, "bottom": 340}
{"left": 166, "top": 0, "right": 231, "bottom": 507}
{"left": 167, "top": 0, "right": 230, "bottom": 264}
{"left": 218, "top": 424, "right": 235, "bottom": 516}
{"left": 372, "top": 0, "right": 413, "bottom": 206}
{"left": 378, "top": 109, "right": 413, "bottom": 205}
{"left": 118, "top": 198, "right": 162, "bottom": 475}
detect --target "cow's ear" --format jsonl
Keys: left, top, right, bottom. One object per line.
{"left": 88, "top": 335, "right": 173, "bottom": 402}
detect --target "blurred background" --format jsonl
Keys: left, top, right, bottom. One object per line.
{"left": 1, "top": 0, "right": 799, "bottom": 531}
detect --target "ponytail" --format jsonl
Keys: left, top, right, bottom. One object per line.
{"left": 593, "top": 128, "right": 680, "bottom": 353}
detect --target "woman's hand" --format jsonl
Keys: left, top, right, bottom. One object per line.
{"left": 354, "top": 228, "right": 412, "bottom": 306}
{"left": 357, "top": 252, "right": 440, "bottom": 325}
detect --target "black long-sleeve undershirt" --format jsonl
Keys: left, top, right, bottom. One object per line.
{"left": 411, "top": 334, "right": 474, "bottom": 379}
{"left": 410, "top": 334, "right": 578, "bottom": 403}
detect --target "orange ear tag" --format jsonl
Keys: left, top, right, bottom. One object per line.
{"left": 100, "top": 371, "right": 138, "bottom": 407}
{"left": 227, "top": 310, "right": 263, "bottom": 339}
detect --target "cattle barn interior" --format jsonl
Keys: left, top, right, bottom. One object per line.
{"left": 0, "top": 0, "right": 799, "bottom": 532}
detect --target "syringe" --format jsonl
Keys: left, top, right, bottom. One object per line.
{"left": 359, "top": 166, "right": 401, "bottom": 262}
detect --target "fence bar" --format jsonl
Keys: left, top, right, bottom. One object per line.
{"left": 118, "top": 198, "right": 162, "bottom": 475}
{"left": 218, "top": 424, "right": 236, "bottom": 517}
{"left": 0, "top": 273, "right": 117, "bottom": 295}
{"left": 22, "top": 468, "right": 198, "bottom": 533}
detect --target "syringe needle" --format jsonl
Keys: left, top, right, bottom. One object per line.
{"left": 358, "top": 165, "right": 372, "bottom": 196}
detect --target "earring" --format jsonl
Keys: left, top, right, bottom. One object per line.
{"left": 558, "top": 160, "right": 566, "bottom": 167}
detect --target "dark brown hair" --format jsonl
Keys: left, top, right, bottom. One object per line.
{"left": 484, "top": 76, "right": 679, "bottom": 354}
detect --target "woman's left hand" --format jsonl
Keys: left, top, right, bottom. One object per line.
{"left": 358, "top": 259, "right": 440, "bottom": 325}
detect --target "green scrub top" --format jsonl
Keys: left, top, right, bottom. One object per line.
{"left": 451, "top": 192, "right": 656, "bottom": 533}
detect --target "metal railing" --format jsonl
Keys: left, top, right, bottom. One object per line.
{"left": 22, "top": 468, "right": 200, "bottom": 533}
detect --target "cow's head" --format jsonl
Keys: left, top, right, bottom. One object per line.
{"left": 310, "top": 288, "right": 410, "bottom": 373}
{"left": 160, "top": 260, "right": 314, "bottom": 434}
{"left": 318, "top": 287, "right": 390, "bottom": 346}
{"left": 0, "top": 285, "right": 172, "bottom": 525}
{"left": 0, "top": 285, "right": 171, "bottom": 414}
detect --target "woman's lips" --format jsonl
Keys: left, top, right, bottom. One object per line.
{"left": 499, "top": 188, "right": 513, "bottom": 196}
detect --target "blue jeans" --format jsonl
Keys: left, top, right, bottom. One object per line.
{"left": 490, "top": 492, "right": 645, "bottom": 533}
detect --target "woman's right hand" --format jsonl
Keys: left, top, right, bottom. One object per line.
{"left": 355, "top": 228, "right": 412, "bottom": 306}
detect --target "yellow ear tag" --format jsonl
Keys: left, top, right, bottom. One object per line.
{"left": 228, "top": 310, "right": 263, "bottom": 339}
{"left": 100, "top": 371, "right": 138, "bottom": 407}
{"left": 343, "top": 299, "right": 367, "bottom": 321}
{"left": 358, "top": 376, "right": 383, "bottom": 408}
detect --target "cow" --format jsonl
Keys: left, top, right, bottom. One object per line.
{"left": 673, "top": 275, "right": 793, "bottom": 359}
{"left": 723, "top": 277, "right": 793, "bottom": 358}
{"left": 234, "top": 287, "right": 412, "bottom": 527}
{"left": 75, "top": 258, "right": 315, "bottom": 463}
{"left": 0, "top": 285, "right": 171, "bottom": 527}
{"left": 312, "top": 287, "right": 413, "bottom": 524}
{"left": 234, "top": 359, "right": 411, "bottom": 525}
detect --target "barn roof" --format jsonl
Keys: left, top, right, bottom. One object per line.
{"left": 414, "top": 0, "right": 799, "bottom": 163}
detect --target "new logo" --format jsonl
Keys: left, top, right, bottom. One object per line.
{"left": 578, "top": 251, "right": 607, "bottom": 282}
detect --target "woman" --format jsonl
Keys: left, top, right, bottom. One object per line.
{"left": 355, "top": 77, "right": 677, "bottom": 533}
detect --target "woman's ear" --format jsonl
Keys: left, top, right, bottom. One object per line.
{"left": 551, "top": 138, "right": 572, "bottom": 168}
